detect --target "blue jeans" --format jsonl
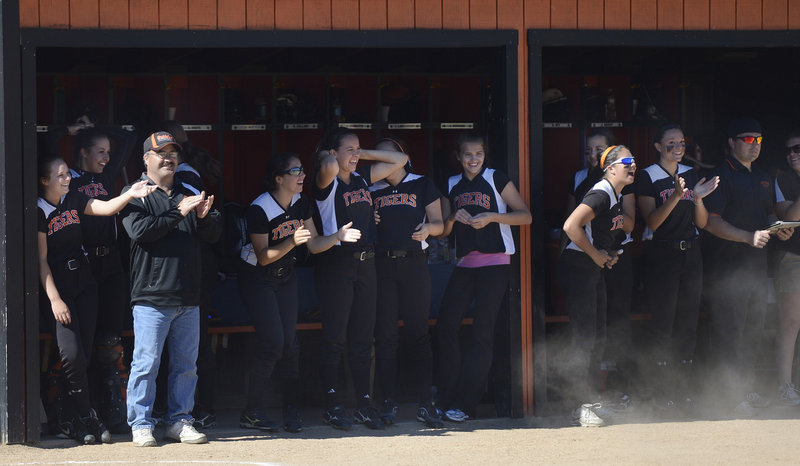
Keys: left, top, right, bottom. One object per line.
{"left": 127, "top": 304, "right": 199, "bottom": 430}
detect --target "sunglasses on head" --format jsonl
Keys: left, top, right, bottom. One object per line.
{"left": 280, "top": 167, "right": 304, "bottom": 176}
{"left": 736, "top": 136, "right": 763, "bottom": 145}
{"left": 605, "top": 157, "right": 636, "bottom": 169}
{"left": 786, "top": 145, "right": 800, "bottom": 155}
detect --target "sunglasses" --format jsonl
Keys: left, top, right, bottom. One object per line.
{"left": 605, "top": 157, "right": 636, "bottom": 169}
{"left": 736, "top": 136, "right": 763, "bottom": 145}
{"left": 786, "top": 144, "right": 800, "bottom": 155}
{"left": 280, "top": 167, "right": 304, "bottom": 176}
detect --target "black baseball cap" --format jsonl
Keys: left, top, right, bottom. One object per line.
{"left": 143, "top": 131, "right": 182, "bottom": 154}
{"left": 728, "top": 117, "right": 762, "bottom": 138}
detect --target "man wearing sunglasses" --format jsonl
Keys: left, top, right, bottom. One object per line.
{"left": 702, "top": 117, "right": 793, "bottom": 417}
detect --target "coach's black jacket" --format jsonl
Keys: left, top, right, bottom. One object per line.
{"left": 121, "top": 173, "right": 221, "bottom": 307}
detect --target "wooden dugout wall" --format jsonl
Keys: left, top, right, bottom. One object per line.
{"left": 13, "top": 0, "right": 800, "bottom": 427}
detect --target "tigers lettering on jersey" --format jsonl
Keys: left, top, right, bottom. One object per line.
{"left": 374, "top": 193, "right": 417, "bottom": 209}
{"left": 658, "top": 188, "right": 695, "bottom": 203}
{"left": 271, "top": 219, "right": 304, "bottom": 241}
{"left": 453, "top": 192, "right": 491, "bottom": 210}
{"left": 48, "top": 210, "right": 81, "bottom": 235}
{"left": 77, "top": 182, "right": 109, "bottom": 198}
{"left": 343, "top": 189, "right": 373, "bottom": 207}
{"left": 611, "top": 214, "right": 624, "bottom": 231}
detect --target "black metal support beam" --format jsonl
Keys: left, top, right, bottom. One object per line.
{"left": 1, "top": 0, "right": 28, "bottom": 444}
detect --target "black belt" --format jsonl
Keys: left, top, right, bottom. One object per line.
{"left": 654, "top": 238, "right": 698, "bottom": 251}
{"left": 265, "top": 265, "right": 292, "bottom": 279}
{"left": 89, "top": 245, "right": 113, "bottom": 257}
{"left": 378, "top": 249, "right": 426, "bottom": 259}
{"left": 64, "top": 257, "right": 87, "bottom": 271}
{"left": 338, "top": 247, "right": 375, "bottom": 261}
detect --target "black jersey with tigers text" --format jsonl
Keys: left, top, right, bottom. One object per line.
{"left": 240, "top": 191, "right": 312, "bottom": 271}
{"left": 370, "top": 173, "right": 441, "bottom": 251}
{"left": 313, "top": 166, "right": 375, "bottom": 247}
{"left": 566, "top": 179, "right": 625, "bottom": 253}
{"left": 69, "top": 169, "right": 116, "bottom": 248}
{"left": 447, "top": 167, "right": 514, "bottom": 258}
{"left": 635, "top": 163, "right": 700, "bottom": 241}
{"left": 37, "top": 190, "right": 91, "bottom": 266}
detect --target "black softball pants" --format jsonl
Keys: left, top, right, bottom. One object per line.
{"left": 238, "top": 267, "right": 300, "bottom": 410}
{"left": 51, "top": 262, "right": 99, "bottom": 418}
{"left": 436, "top": 264, "right": 511, "bottom": 413}
{"left": 602, "top": 242, "right": 633, "bottom": 367}
{"left": 375, "top": 253, "right": 433, "bottom": 403}
{"left": 314, "top": 249, "right": 377, "bottom": 407}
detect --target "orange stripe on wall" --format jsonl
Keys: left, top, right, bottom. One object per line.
{"left": 631, "top": 0, "right": 657, "bottom": 29}
{"left": 577, "top": 0, "right": 603, "bottom": 30}
{"left": 525, "top": 0, "right": 550, "bottom": 29}
{"left": 305, "top": 0, "right": 333, "bottom": 29}
{"left": 416, "top": 0, "right": 443, "bottom": 28}
{"left": 710, "top": 0, "right": 736, "bottom": 30}
{"left": 550, "top": 0, "right": 577, "bottom": 29}
{"left": 100, "top": 0, "right": 130, "bottom": 29}
{"left": 360, "top": 0, "right": 388, "bottom": 29}
{"left": 39, "top": 0, "right": 70, "bottom": 28}
{"left": 20, "top": 0, "right": 40, "bottom": 27}
{"left": 763, "top": 0, "right": 788, "bottom": 29}
{"left": 443, "top": 0, "right": 470, "bottom": 29}
{"left": 658, "top": 0, "right": 684, "bottom": 30}
{"left": 130, "top": 0, "right": 160, "bottom": 29}
{"left": 219, "top": 0, "right": 247, "bottom": 29}
{"left": 160, "top": 0, "right": 189, "bottom": 29}
{"left": 737, "top": 0, "right": 763, "bottom": 30}
{"left": 470, "top": 0, "right": 498, "bottom": 29}
{"left": 789, "top": 0, "right": 800, "bottom": 28}
{"left": 331, "top": 0, "right": 359, "bottom": 30}
{"left": 70, "top": 0, "right": 100, "bottom": 29}
{"left": 275, "top": 0, "right": 302, "bottom": 29}
{"left": 246, "top": 0, "right": 275, "bottom": 29}
{"left": 387, "top": 0, "right": 415, "bottom": 28}
{"left": 604, "top": 0, "right": 631, "bottom": 29}
{"left": 189, "top": 0, "right": 218, "bottom": 29}
{"left": 684, "top": 0, "right": 710, "bottom": 30}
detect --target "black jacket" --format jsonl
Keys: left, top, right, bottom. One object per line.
{"left": 121, "top": 173, "right": 221, "bottom": 307}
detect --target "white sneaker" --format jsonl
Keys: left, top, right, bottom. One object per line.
{"left": 574, "top": 403, "right": 605, "bottom": 427}
{"left": 733, "top": 401, "right": 758, "bottom": 418}
{"left": 745, "top": 392, "right": 771, "bottom": 409}
{"left": 778, "top": 382, "right": 800, "bottom": 406}
{"left": 132, "top": 427, "right": 157, "bottom": 447}
{"left": 166, "top": 419, "right": 208, "bottom": 444}
{"left": 443, "top": 408, "right": 469, "bottom": 422}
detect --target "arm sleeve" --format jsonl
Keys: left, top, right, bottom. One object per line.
{"left": 98, "top": 125, "right": 136, "bottom": 184}
{"left": 581, "top": 190, "right": 611, "bottom": 217}
{"left": 635, "top": 171, "right": 655, "bottom": 198}
{"left": 37, "top": 209, "right": 47, "bottom": 233}
{"left": 702, "top": 169, "right": 726, "bottom": 216}
{"left": 492, "top": 169, "right": 512, "bottom": 193}
{"left": 197, "top": 208, "right": 222, "bottom": 243}
{"left": 423, "top": 176, "right": 442, "bottom": 207}
{"left": 357, "top": 165, "right": 373, "bottom": 186}
{"left": 245, "top": 205, "right": 270, "bottom": 235}
{"left": 120, "top": 190, "right": 185, "bottom": 243}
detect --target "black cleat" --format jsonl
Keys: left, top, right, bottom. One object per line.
{"left": 240, "top": 409, "right": 280, "bottom": 431}
{"left": 58, "top": 418, "right": 96, "bottom": 445}
{"left": 282, "top": 405, "right": 303, "bottom": 433}
{"left": 81, "top": 408, "right": 111, "bottom": 443}
{"left": 379, "top": 398, "right": 398, "bottom": 425}
{"left": 417, "top": 402, "right": 444, "bottom": 428}
{"left": 192, "top": 410, "right": 217, "bottom": 429}
{"left": 323, "top": 405, "right": 352, "bottom": 431}
{"left": 353, "top": 406, "right": 385, "bottom": 430}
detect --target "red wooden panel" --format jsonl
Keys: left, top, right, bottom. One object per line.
{"left": 657, "top": 0, "right": 684, "bottom": 29}
{"left": 189, "top": 0, "right": 217, "bottom": 29}
{"left": 524, "top": 0, "right": 550, "bottom": 29}
{"left": 683, "top": 0, "right": 710, "bottom": 29}
{"left": 246, "top": 0, "right": 275, "bottom": 29}
{"left": 160, "top": 0, "right": 189, "bottom": 29}
{"left": 442, "top": 0, "right": 470, "bottom": 29}
{"left": 331, "top": 0, "right": 358, "bottom": 29}
{"left": 762, "top": 0, "right": 788, "bottom": 29}
{"left": 20, "top": 0, "right": 40, "bottom": 27}
{"left": 416, "top": 0, "right": 443, "bottom": 28}
{"left": 218, "top": 0, "right": 246, "bottom": 29}
{"left": 789, "top": 0, "right": 800, "bottom": 28}
{"left": 99, "top": 0, "right": 129, "bottom": 29}
{"left": 387, "top": 0, "right": 415, "bottom": 28}
{"left": 550, "top": 0, "right": 577, "bottom": 29}
{"left": 39, "top": 0, "right": 70, "bottom": 28}
{"left": 470, "top": 0, "right": 497, "bottom": 29}
{"left": 275, "top": 0, "right": 302, "bottom": 29}
{"left": 631, "top": 0, "right": 657, "bottom": 29}
{"left": 736, "top": 0, "right": 763, "bottom": 29}
{"left": 577, "top": 0, "right": 603, "bottom": 30}
{"left": 498, "top": 0, "right": 524, "bottom": 29}
{"left": 603, "top": 0, "right": 630, "bottom": 29}
{"left": 70, "top": 0, "right": 99, "bottom": 28}
{"left": 709, "top": 0, "right": 735, "bottom": 30}
{"left": 305, "top": 0, "right": 332, "bottom": 29}
{"left": 130, "top": 0, "right": 160, "bottom": 29}
{"left": 360, "top": 0, "right": 388, "bottom": 29}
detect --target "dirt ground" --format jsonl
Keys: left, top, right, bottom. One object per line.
{"left": 4, "top": 404, "right": 800, "bottom": 465}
